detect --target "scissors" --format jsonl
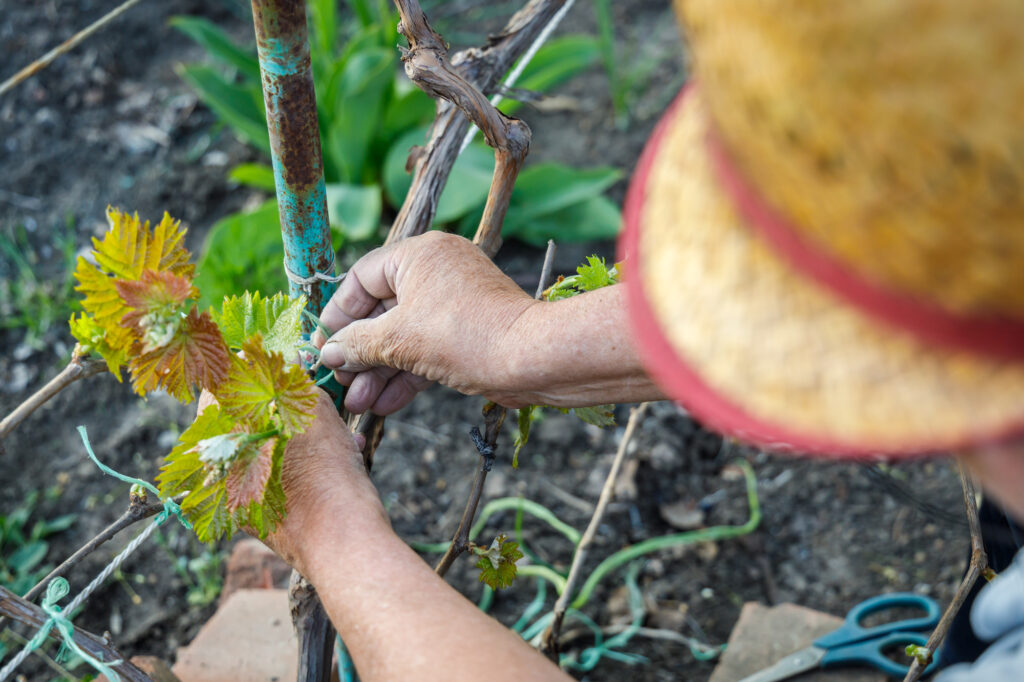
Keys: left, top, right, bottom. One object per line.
{"left": 739, "top": 593, "right": 942, "bottom": 681}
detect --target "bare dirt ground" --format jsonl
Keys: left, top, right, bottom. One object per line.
{"left": 0, "top": 1, "right": 968, "bottom": 680}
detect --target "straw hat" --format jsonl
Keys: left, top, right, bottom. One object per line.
{"left": 619, "top": 0, "right": 1024, "bottom": 457}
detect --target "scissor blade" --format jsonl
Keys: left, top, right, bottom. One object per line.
{"left": 737, "top": 646, "right": 827, "bottom": 682}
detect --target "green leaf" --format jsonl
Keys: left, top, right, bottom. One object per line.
{"left": 575, "top": 256, "right": 618, "bottom": 291}
{"left": 34, "top": 514, "right": 76, "bottom": 538}
{"left": 384, "top": 128, "right": 495, "bottom": 224}
{"left": 169, "top": 16, "right": 261, "bottom": 81}
{"left": 513, "top": 405, "right": 536, "bottom": 469}
{"left": 498, "top": 36, "right": 599, "bottom": 115}
{"left": 194, "top": 200, "right": 288, "bottom": 310}
{"left": 325, "top": 183, "right": 382, "bottom": 242}
{"left": 177, "top": 64, "right": 269, "bottom": 155}
{"left": 228, "top": 163, "right": 276, "bottom": 191}
{"left": 307, "top": 0, "right": 338, "bottom": 62}
{"left": 8, "top": 541, "right": 48, "bottom": 574}
{"left": 507, "top": 194, "right": 622, "bottom": 247}
{"left": 214, "top": 291, "right": 305, "bottom": 356}
{"left": 564, "top": 405, "right": 616, "bottom": 428}
{"left": 217, "top": 335, "right": 317, "bottom": 437}
{"left": 507, "top": 163, "right": 622, "bottom": 224}
{"left": 474, "top": 535, "right": 524, "bottom": 590}
{"left": 325, "top": 48, "right": 394, "bottom": 184}
{"left": 379, "top": 85, "right": 435, "bottom": 149}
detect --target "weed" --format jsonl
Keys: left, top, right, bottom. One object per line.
{"left": 0, "top": 490, "right": 76, "bottom": 595}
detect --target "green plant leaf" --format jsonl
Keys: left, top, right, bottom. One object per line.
{"left": 507, "top": 194, "right": 622, "bottom": 247}
{"left": 8, "top": 541, "right": 47, "bottom": 574}
{"left": 325, "top": 183, "right": 382, "bottom": 242}
{"left": 508, "top": 163, "right": 622, "bottom": 224}
{"left": 379, "top": 84, "right": 436, "bottom": 149}
{"left": 34, "top": 514, "right": 76, "bottom": 538}
{"left": 214, "top": 291, "right": 305, "bottom": 356}
{"left": 217, "top": 335, "right": 317, "bottom": 437}
{"left": 384, "top": 128, "right": 495, "bottom": 224}
{"left": 498, "top": 36, "right": 599, "bottom": 115}
{"left": 474, "top": 535, "right": 524, "bottom": 590}
{"left": 513, "top": 405, "right": 536, "bottom": 468}
{"left": 177, "top": 64, "right": 269, "bottom": 154}
{"left": 228, "top": 163, "right": 276, "bottom": 191}
{"left": 567, "top": 405, "right": 616, "bottom": 428}
{"left": 325, "top": 48, "right": 394, "bottom": 184}
{"left": 169, "top": 16, "right": 261, "bottom": 81}
{"left": 307, "top": 0, "right": 339, "bottom": 63}
{"left": 194, "top": 200, "right": 288, "bottom": 310}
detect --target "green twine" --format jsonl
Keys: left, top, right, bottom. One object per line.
{"left": 26, "top": 578, "right": 123, "bottom": 682}
{"left": 76, "top": 426, "right": 191, "bottom": 530}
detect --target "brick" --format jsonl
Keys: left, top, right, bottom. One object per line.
{"left": 172, "top": 589, "right": 298, "bottom": 682}
{"left": 220, "top": 539, "right": 291, "bottom": 606}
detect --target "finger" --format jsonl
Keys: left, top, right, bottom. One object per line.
{"left": 318, "top": 245, "right": 401, "bottom": 338}
{"left": 345, "top": 366, "right": 400, "bottom": 414}
{"left": 370, "top": 372, "right": 433, "bottom": 416}
{"left": 320, "top": 311, "right": 403, "bottom": 373}
{"left": 332, "top": 368, "right": 357, "bottom": 385}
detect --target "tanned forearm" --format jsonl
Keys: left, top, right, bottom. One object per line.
{"left": 499, "top": 284, "right": 665, "bottom": 408}
{"left": 298, "top": 503, "right": 570, "bottom": 682}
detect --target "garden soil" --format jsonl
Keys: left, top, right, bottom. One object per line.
{"left": 0, "top": 1, "right": 969, "bottom": 680}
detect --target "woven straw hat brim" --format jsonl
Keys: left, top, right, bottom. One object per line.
{"left": 620, "top": 88, "right": 1024, "bottom": 457}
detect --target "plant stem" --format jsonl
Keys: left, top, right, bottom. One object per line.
{"left": 902, "top": 462, "right": 988, "bottom": 682}
{"left": 0, "top": 585, "right": 153, "bottom": 682}
{"left": 541, "top": 402, "right": 648, "bottom": 655}
{"left": 0, "top": 352, "right": 106, "bottom": 451}
{"left": 434, "top": 404, "right": 507, "bottom": 576}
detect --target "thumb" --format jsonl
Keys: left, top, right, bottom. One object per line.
{"left": 319, "top": 313, "right": 404, "bottom": 373}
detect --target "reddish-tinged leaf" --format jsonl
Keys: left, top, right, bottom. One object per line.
{"left": 116, "top": 270, "right": 196, "bottom": 330}
{"left": 129, "top": 308, "right": 229, "bottom": 401}
{"left": 217, "top": 334, "right": 316, "bottom": 436}
{"left": 225, "top": 437, "right": 276, "bottom": 511}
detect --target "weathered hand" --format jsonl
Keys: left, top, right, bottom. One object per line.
{"left": 196, "top": 390, "right": 386, "bottom": 573}
{"left": 315, "top": 231, "right": 537, "bottom": 415}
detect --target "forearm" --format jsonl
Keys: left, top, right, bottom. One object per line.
{"left": 298, "top": 504, "right": 569, "bottom": 682}
{"left": 498, "top": 284, "right": 664, "bottom": 407}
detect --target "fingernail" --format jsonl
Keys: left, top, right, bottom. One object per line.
{"left": 353, "top": 433, "right": 367, "bottom": 451}
{"left": 320, "top": 340, "right": 344, "bottom": 368}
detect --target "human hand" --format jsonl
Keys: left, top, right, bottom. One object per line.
{"left": 196, "top": 390, "right": 387, "bottom": 573}
{"left": 315, "top": 231, "right": 538, "bottom": 415}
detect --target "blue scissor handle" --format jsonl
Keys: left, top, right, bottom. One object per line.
{"left": 820, "top": 631, "right": 939, "bottom": 678}
{"left": 815, "top": 593, "right": 942, "bottom": 649}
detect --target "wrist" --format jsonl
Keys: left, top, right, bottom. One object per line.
{"left": 290, "top": 488, "right": 393, "bottom": 579}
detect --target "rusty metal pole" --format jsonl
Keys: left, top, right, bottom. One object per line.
{"left": 250, "top": 2, "right": 337, "bottom": 681}
{"left": 251, "top": 0, "right": 336, "bottom": 327}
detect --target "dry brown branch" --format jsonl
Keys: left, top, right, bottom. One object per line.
{"left": 0, "top": 585, "right": 153, "bottom": 682}
{"left": 903, "top": 462, "right": 988, "bottom": 682}
{"left": 289, "top": 572, "right": 334, "bottom": 682}
{"left": 0, "top": 0, "right": 145, "bottom": 98}
{"left": 0, "top": 352, "right": 106, "bottom": 449}
{"left": 385, "top": 0, "right": 567, "bottom": 244}
{"left": 434, "top": 403, "right": 508, "bottom": 576}
{"left": 534, "top": 240, "right": 557, "bottom": 299}
{"left": 541, "top": 402, "right": 650, "bottom": 656}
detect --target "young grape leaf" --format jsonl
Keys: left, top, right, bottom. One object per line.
{"left": 230, "top": 449, "right": 286, "bottom": 540}
{"left": 128, "top": 308, "right": 230, "bottom": 401}
{"left": 225, "top": 437, "right": 278, "bottom": 511}
{"left": 214, "top": 291, "right": 306, "bottom": 355}
{"left": 116, "top": 270, "right": 197, "bottom": 348}
{"left": 181, "top": 479, "right": 232, "bottom": 543}
{"left": 217, "top": 334, "right": 317, "bottom": 436}
{"left": 158, "top": 405, "right": 236, "bottom": 497}
{"left": 69, "top": 312, "right": 128, "bottom": 378}
{"left": 574, "top": 255, "right": 618, "bottom": 291}
{"left": 73, "top": 258, "right": 136, "bottom": 353}
{"left": 512, "top": 405, "right": 536, "bottom": 469}
{"left": 559, "top": 405, "right": 616, "bottom": 428}
{"left": 474, "top": 534, "right": 524, "bottom": 590}
{"left": 92, "top": 208, "right": 194, "bottom": 282}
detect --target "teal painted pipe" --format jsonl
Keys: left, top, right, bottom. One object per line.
{"left": 250, "top": 0, "right": 335, "bottom": 326}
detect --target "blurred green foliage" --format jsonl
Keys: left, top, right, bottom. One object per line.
{"left": 173, "top": 1, "right": 622, "bottom": 302}
{"left": 0, "top": 491, "right": 76, "bottom": 595}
